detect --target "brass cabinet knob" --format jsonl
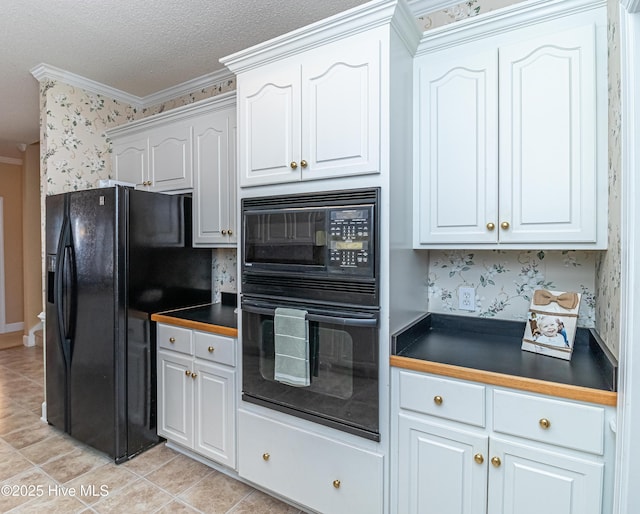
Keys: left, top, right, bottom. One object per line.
{"left": 185, "top": 370, "right": 191, "bottom": 377}
{"left": 169, "top": 337, "right": 175, "bottom": 343}
{"left": 208, "top": 346, "right": 214, "bottom": 353}
{"left": 262, "top": 453, "right": 270, "bottom": 461}
{"left": 221, "top": 229, "right": 227, "bottom": 235}
{"left": 228, "top": 229, "right": 233, "bottom": 236}
{"left": 433, "top": 395, "right": 443, "bottom": 406}
{"left": 486, "top": 222, "right": 495, "bottom": 231}
{"left": 300, "top": 160, "right": 308, "bottom": 168}
{"left": 191, "top": 373, "right": 197, "bottom": 379}
{"left": 474, "top": 453, "right": 484, "bottom": 465}
{"left": 539, "top": 418, "right": 551, "bottom": 429}
{"left": 491, "top": 456, "right": 501, "bottom": 468}
{"left": 333, "top": 479, "right": 341, "bottom": 489}
{"left": 290, "top": 161, "right": 298, "bottom": 169}
{"left": 501, "top": 221, "right": 510, "bottom": 230}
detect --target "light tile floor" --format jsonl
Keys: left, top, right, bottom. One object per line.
{"left": 0, "top": 345, "right": 305, "bottom": 513}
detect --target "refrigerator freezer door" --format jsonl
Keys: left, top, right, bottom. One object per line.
{"left": 45, "top": 193, "right": 68, "bottom": 432}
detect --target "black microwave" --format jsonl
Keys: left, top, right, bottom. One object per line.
{"left": 241, "top": 188, "right": 379, "bottom": 306}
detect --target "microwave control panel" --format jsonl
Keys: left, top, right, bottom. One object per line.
{"left": 327, "top": 207, "right": 374, "bottom": 275}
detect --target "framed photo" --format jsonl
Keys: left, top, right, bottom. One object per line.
{"left": 521, "top": 290, "right": 581, "bottom": 361}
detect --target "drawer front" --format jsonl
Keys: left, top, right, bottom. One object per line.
{"left": 194, "top": 331, "right": 235, "bottom": 366}
{"left": 399, "top": 370, "right": 486, "bottom": 427}
{"left": 238, "top": 410, "right": 383, "bottom": 514}
{"left": 492, "top": 389, "right": 605, "bottom": 454}
{"left": 157, "top": 324, "right": 193, "bottom": 355}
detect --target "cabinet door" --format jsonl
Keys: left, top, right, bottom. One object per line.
{"left": 237, "top": 59, "right": 301, "bottom": 187}
{"left": 414, "top": 47, "right": 499, "bottom": 244}
{"left": 398, "top": 414, "right": 488, "bottom": 514}
{"left": 498, "top": 24, "right": 598, "bottom": 244}
{"left": 148, "top": 122, "right": 193, "bottom": 191}
{"left": 157, "top": 350, "right": 193, "bottom": 447}
{"left": 192, "top": 109, "right": 236, "bottom": 246}
{"left": 193, "top": 360, "right": 236, "bottom": 468}
{"left": 488, "top": 437, "right": 604, "bottom": 514}
{"left": 112, "top": 135, "right": 148, "bottom": 187}
{"left": 300, "top": 31, "right": 381, "bottom": 181}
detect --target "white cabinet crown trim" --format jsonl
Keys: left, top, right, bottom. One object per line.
{"left": 221, "top": 0, "right": 420, "bottom": 73}
{"left": 416, "top": 0, "right": 607, "bottom": 54}
{"left": 105, "top": 91, "right": 236, "bottom": 139}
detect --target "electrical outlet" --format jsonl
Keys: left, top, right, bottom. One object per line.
{"left": 458, "top": 286, "right": 476, "bottom": 311}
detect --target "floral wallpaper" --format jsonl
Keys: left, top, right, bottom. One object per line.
{"left": 418, "top": 0, "right": 524, "bottom": 31}
{"left": 428, "top": 250, "right": 597, "bottom": 328}
{"left": 595, "top": 0, "right": 622, "bottom": 357}
{"left": 212, "top": 248, "right": 238, "bottom": 302}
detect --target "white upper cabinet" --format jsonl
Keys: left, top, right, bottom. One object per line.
{"left": 235, "top": 30, "right": 382, "bottom": 187}
{"left": 413, "top": 0, "right": 607, "bottom": 249}
{"left": 191, "top": 97, "right": 237, "bottom": 246}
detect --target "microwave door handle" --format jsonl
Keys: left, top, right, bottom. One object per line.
{"left": 305, "top": 313, "right": 378, "bottom": 328}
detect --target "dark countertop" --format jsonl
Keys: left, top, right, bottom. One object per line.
{"left": 151, "top": 293, "right": 238, "bottom": 337}
{"left": 391, "top": 313, "right": 618, "bottom": 406}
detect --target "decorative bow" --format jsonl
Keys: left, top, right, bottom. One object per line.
{"left": 533, "top": 289, "right": 579, "bottom": 310}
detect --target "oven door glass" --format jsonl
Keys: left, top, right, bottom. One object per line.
{"left": 241, "top": 297, "right": 379, "bottom": 441}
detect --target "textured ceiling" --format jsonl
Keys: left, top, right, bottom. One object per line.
{"left": 0, "top": 0, "right": 372, "bottom": 158}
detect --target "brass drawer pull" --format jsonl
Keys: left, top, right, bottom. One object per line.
{"left": 333, "top": 479, "right": 341, "bottom": 489}
{"left": 433, "top": 395, "right": 443, "bottom": 406}
{"left": 474, "top": 453, "right": 484, "bottom": 465}
{"left": 262, "top": 453, "right": 270, "bottom": 461}
{"left": 185, "top": 370, "right": 191, "bottom": 377}
{"left": 191, "top": 372, "right": 197, "bottom": 379}
{"left": 169, "top": 337, "right": 176, "bottom": 343}
{"left": 208, "top": 346, "right": 215, "bottom": 353}
{"left": 539, "top": 418, "right": 551, "bottom": 429}
{"left": 491, "top": 456, "right": 501, "bottom": 468}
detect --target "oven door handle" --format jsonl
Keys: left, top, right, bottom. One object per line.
{"left": 305, "top": 313, "right": 378, "bottom": 327}
{"left": 241, "top": 303, "right": 378, "bottom": 328}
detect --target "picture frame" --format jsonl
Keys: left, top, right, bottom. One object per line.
{"left": 521, "top": 289, "right": 581, "bottom": 361}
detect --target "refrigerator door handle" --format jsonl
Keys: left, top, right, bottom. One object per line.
{"left": 55, "top": 216, "right": 77, "bottom": 364}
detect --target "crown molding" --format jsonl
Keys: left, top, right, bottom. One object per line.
{"left": 221, "top": 0, "right": 400, "bottom": 73}
{"left": 30, "top": 63, "right": 145, "bottom": 108}
{"left": 30, "top": 63, "right": 235, "bottom": 110}
{"left": 141, "top": 68, "right": 235, "bottom": 108}
{"left": 0, "top": 157, "right": 23, "bottom": 166}
{"left": 620, "top": 0, "right": 640, "bottom": 13}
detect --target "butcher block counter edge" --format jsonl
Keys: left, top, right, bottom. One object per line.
{"left": 390, "top": 355, "right": 617, "bottom": 406}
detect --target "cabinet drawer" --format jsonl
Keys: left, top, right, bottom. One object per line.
{"left": 492, "top": 389, "right": 605, "bottom": 454}
{"left": 238, "top": 410, "right": 383, "bottom": 514}
{"left": 194, "top": 331, "right": 235, "bottom": 367}
{"left": 399, "top": 370, "right": 486, "bottom": 427}
{"left": 157, "top": 324, "right": 193, "bottom": 354}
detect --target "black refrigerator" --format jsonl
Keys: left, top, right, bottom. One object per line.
{"left": 45, "top": 186, "right": 212, "bottom": 463}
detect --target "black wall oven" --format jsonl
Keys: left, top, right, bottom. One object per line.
{"left": 241, "top": 188, "right": 380, "bottom": 441}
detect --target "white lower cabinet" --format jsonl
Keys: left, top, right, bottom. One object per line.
{"left": 393, "top": 368, "right": 614, "bottom": 514}
{"left": 157, "top": 324, "right": 236, "bottom": 469}
{"left": 238, "top": 409, "right": 383, "bottom": 514}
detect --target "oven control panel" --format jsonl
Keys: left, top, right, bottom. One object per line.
{"left": 327, "top": 207, "right": 374, "bottom": 275}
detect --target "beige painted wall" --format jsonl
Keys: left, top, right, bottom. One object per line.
{"left": 0, "top": 161, "right": 24, "bottom": 325}
{"left": 22, "top": 144, "right": 42, "bottom": 333}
